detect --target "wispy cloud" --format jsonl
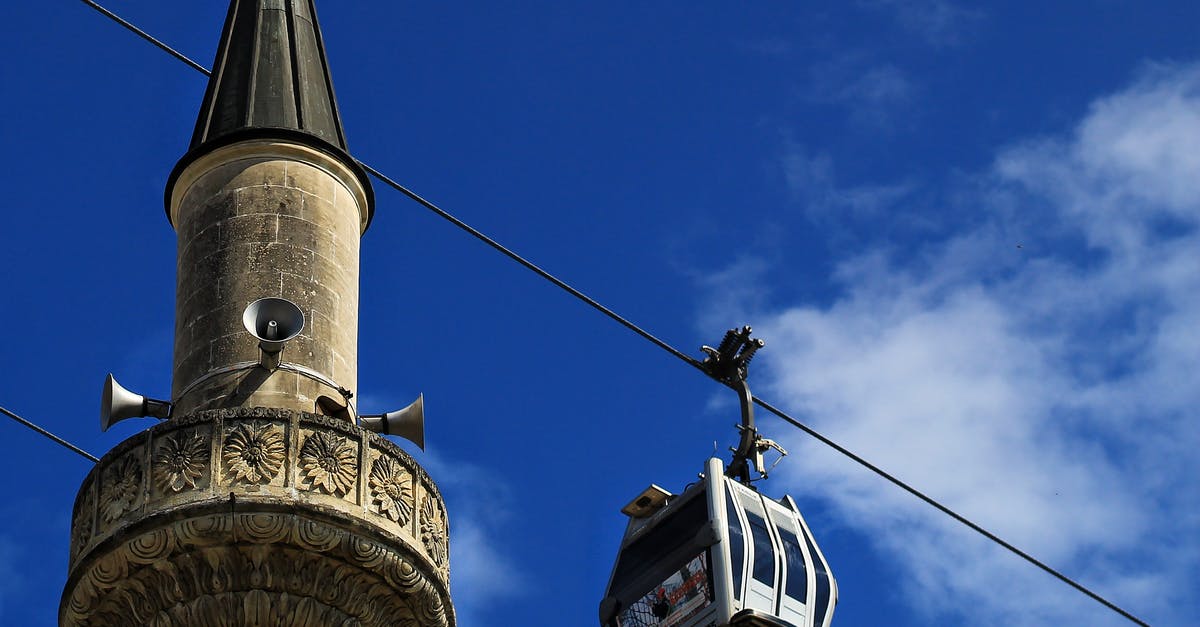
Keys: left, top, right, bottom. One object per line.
{"left": 860, "top": 0, "right": 985, "bottom": 47}
{"left": 419, "top": 449, "right": 527, "bottom": 625}
{"left": 709, "top": 62, "right": 1200, "bottom": 625}
{"left": 782, "top": 143, "right": 915, "bottom": 225}
{"left": 804, "top": 58, "right": 918, "bottom": 132}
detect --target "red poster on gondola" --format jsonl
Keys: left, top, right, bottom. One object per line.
{"left": 618, "top": 553, "right": 712, "bottom": 626}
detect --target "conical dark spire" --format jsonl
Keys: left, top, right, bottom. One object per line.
{"left": 168, "top": 0, "right": 372, "bottom": 223}
{"left": 194, "top": 0, "right": 349, "bottom": 153}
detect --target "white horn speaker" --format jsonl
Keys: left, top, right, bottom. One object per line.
{"left": 242, "top": 297, "right": 304, "bottom": 369}
{"left": 360, "top": 394, "right": 425, "bottom": 450}
{"left": 101, "top": 373, "right": 171, "bottom": 432}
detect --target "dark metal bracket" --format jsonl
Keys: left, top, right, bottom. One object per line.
{"left": 700, "top": 326, "right": 787, "bottom": 485}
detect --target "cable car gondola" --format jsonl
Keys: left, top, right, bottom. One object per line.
{"left": 599, "top": 328, "right": 837, "bottom": 627}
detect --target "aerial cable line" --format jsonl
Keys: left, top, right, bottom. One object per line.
{"left": 358, "top": 163, "right": 702, "bottom": 368}
{"left": 1, "top": 406, "right": 100, "bottom": 463}
{"left": 72, "top": 2, "right": 1150, "bottom": 625}
{"left": 78, "top": 0, "right": 209, "bottom": 74}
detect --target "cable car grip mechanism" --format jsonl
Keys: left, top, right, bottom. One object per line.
{"left": 700, "top": 326, "right": 787, "bottom": 485}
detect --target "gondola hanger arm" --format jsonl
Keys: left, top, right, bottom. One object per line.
{"left": 700, "top": 326, "right": 774, "bottom": 485}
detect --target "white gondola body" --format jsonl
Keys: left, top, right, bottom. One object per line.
{"left": 600, "top": 458, "right": 837, "bottom": 627}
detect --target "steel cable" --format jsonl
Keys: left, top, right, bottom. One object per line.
{"left": 1, "top": 406, "right": 99, "bottom": 463}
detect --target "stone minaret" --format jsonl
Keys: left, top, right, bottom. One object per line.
{"left": 61, "top": 2, "right": 454, "bottom": 625}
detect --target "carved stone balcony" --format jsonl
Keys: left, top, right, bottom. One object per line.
{"left": 61, "top": 407, "right": 453, "bottom": 626}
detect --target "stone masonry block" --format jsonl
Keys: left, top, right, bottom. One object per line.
{"left": 225, "top": 159, "right": 287, "bottom": 190}
{"left": 312, "top": 197, "right": 360, "bottom": 237}
{"left": 284, "top": 161, "right": 339, "bottom": 203}
{"left": 236, "top": 184, "right": 305, "bottom": 219}
{"left": 218, "top": 213, "right": 279, "bottom": 251}
{"left": 248, "top": 243, "right": 315, "bottom": 281}
{"left": 276, "top": 214, "right": 328, "bottom": 253}
{"left": 178, "top": 221, "right": 220, "bottom": 269}
{"left": 177, "top": 192, "right": 233, "bottom": 243}
{"left": 281, "top": 272, "right": 339, "bottom": 325}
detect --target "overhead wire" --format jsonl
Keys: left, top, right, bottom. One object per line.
{"left": 358, "top": 163, "right": 704, "bottom": 369}
{"left": 65, "top": 2, "right": 1150, "bottom": 625}
{"left": 78, "top": 0, "right": 210, "bottom": 74}
{"left": 1, "top": 406, "right": 99, "bottom": 463}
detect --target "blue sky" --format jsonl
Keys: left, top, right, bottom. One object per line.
{"left": 1, "top": 1, "right": 1197, "bottom": 626}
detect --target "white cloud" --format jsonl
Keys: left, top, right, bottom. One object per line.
{"left": 846, "top": 65, "right": 915, "bottom": 114}
{"left": 418, "top": 449, "right": 528, "bottom": 626}
{"left": 997, "top": 63, "right": 1200, "bottom": 253}
{"left": 860, "top": 0, "right": 984, "bottom": 47}
{"left": 805, "top": 60, "right": 918, "bottom": 131}
{"left": 713, "top": 62, "right": 1200, "bottom": 625}
{"left": 448, "top": 517, "right": 526, "bottom": 622}
{"left": 782, "top": 144, "right": 915, "bottom": 223}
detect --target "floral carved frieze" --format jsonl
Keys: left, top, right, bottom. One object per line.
{"left": 420, "top": 494, "right": 449, "bottom": 569}
{"left": 70, "top": 480, "right": 95, "bottom": 559}
{"left": 100, "top": 453, "right": 143, "bottom": 524}
{"left": 67, "top": 407, "right": 451, "bottom": 601}
{"left": 61, "top": 512, "right": 452, "bottom": 627}
{"left": 370, "top": 455, "right": 414, "bottom": 525}
{"left": 223, "top": 422, "right": 285, "bottom": 484}
{"left": 152, "top": 430, "right": 209, "bottom": 493}
{"left": 299, "top": 430, "right": 358, "bottom": 497}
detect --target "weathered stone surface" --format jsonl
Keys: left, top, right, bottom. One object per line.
{"left": 62, "top": 408, "right": 453, "bottom": 626}
{"left": 171, "top": 150, "right": 364, "bottom": 417}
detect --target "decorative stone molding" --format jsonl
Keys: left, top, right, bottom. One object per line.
{"left": 151, "top": 430, "right": 209, "bottom": 493}
{"left": 222, "top": 422, "right": 285, "bottom": 484}
{"left": 298, "top": 430, "right": 359, "bottom": 497}
{"left": 421, "top": 494, "right": 450, "bottom": 570}
{"left": 100, "top": 453, "right": 143, "bottom": 525}
{"left": 63, "top": 407, "right": 453, "bottom": 626}
{"left": 370, "top": 456, "right": 414, "bottom": 525}
{"left": 70, "top": 479, "right": 96, "bottom": 557}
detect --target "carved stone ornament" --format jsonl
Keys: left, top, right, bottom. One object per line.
{"left": 70, "top": 481, "right": 95, "bottom": 557}
{"left": 223, "top": 422, "right": 285, "bottom": 484}
{"left": 299, "top": 430, "right": 358, "bottom": 496}
{"left": 63, "top": 511, "right": 449, "bottom": 626}
{"left": 101, "top": 454, "right": 143, "bottom": 523}
{"left": 421, "top": 494, "right": 449, "bottom": 569}
{"left": 63, "top": 407, "right": 453, "bottom": 626}
{"left": 152, "top": 431, "right": 209, "bottom": 493}
{"left": 371, "top": 455, "right": 414, "bottom": 525}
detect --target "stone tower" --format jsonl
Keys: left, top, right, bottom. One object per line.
{"left": 61, "top": 2, "right": 454, "bottom": 625}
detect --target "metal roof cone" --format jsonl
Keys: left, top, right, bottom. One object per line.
{"left": 167, "top": 0, "right": 373, "bottom": 222}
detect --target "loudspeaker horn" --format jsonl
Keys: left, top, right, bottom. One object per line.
{"left": 101, "top": 373, "right": 171, "bottom": 432}
{"left": 242, "top": 297, "right": 304, "bottom": 370}
{"left": 360, "top": 394, "right": 425, "bottom": 450}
